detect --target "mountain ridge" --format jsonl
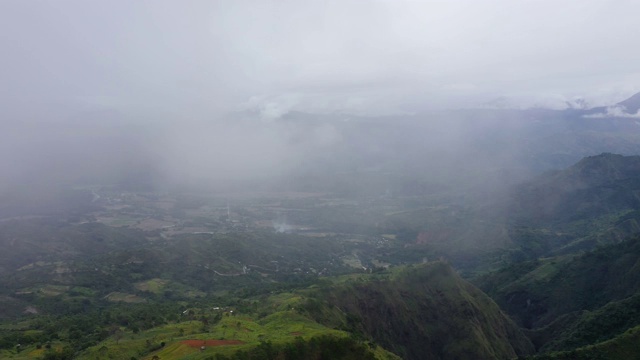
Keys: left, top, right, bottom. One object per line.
{"left": 311, "top": 262, "right": 535, "bottom": 360}
{"left": 617, "top": 91, "right": 640, "bottom": 113}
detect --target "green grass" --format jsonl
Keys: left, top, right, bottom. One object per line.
{"left": 69, "top": 286, "right": 96, "bottom": 297}
{"left": 16, "top": 284, "right": 71, "bottom": 297}
{"left": 341, "top": 253, "right": 364, "bottom": 268}
{"left": 104, "top": 292, "right": 147, "bottom": 303}
{"left": 529, "top": 325, "right": 640, "bottom": 360}
{"left": 135, "top": 278, "right": 170, "bottom": 294}
{"left": 0, "top": 341, "right": 67, "bottom": 359}
{"left": 77, "top": 312, "right": 356, "bottom": 359}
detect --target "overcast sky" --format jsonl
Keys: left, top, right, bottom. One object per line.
{"left": 2, "top": 0, "right": 640, "bottom": 118}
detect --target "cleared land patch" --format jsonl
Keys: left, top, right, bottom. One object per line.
{"left": 181, "top": 339, "right": 245, "bottom": 348}
{"left": 103, "top": 292, "right": 146, "bottom": 303}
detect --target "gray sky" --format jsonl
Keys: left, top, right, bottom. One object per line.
{"left": 2, "top": 0, "right": 640, "bottom": 117}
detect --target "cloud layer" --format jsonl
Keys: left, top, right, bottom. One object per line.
{"left": 2, "top": 0, "right": 640, "bottom": 116}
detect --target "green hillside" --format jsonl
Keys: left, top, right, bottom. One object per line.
{"left": 5, "top": 154, "right": 640, "bottom": 358}
{"left": 526, "top": 324, "right": 640, "bottom": 360}
{"left": 476, "top": 235, "right": 640, "bottom": 354}
{"left": 472, "top": 154, "right": 640, "bottom": 356}
{"left": 311, "top": 262, "right": 534, "bottom": 360}
{"left": 508, "top": 153, "right": 640, "bottom": 257}
{"left": 0, "top": 260, "right": 534, "bottom": 360}
{"left": 477, "top": 236, "right": 640, "bottom": 327}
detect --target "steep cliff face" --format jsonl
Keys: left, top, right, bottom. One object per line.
{"left": 317, "top": 262, "right": 534, "bottom": 360}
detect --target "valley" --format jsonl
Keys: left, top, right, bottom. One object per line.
{"left": 3, "top": 151, "right": 640, "bottom": 359}
{"left": 3, "top": 2, "right": 640, "bottom": 358}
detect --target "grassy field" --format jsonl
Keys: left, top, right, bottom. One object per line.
{"left": 74, "top": 309, "right": 396, "bottom": 360}
{"left": 104, "top": 292, "right": 147, "bottom": 303}
{"left": 135, "top": 278, "right": 171, "bottom": 294}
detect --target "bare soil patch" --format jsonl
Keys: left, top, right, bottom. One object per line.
{"left": 181, "top": 339, "right": 245, "bottom": 348}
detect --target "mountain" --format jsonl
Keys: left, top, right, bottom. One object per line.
{"left": 510, "top": 153, "right": 640, "bottom": 222}
{"left": 475, "top": 235, "right": 640, "bottom": 355}
{"left": 465, "top": 154, "right": 640, "bottom": 357}
{"left": 3, "top": 95, "right": 640, "bottom": 358}
{"left": 508, "top": 153, "right": 640, "bottom": 257}
{"left": 581, "top": 91, "right": 640, "bottom": 118}
{"left": 477, "top": 235, "right": 640, "bottom": 327}
{"left": 0, "top": 212, "right": 533, "bottom": 359}
{"left": 312, "top": 262, "right": 534, "bottom": 360}
{"left": 617, "top": 91, "right": 640, "bottom": 114}
{"left": 72, "top": 263, "right": 534, "bottom": 360}
{"left": 527, "top": 324, "right": 640, "bottom": 360}
{"left": 4, "top": 91, "right": 640, "bottom": 208}
{"left": 275, "top": 93, "right": 640, "bottom": 194}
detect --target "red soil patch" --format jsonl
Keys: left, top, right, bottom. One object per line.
{"left": 290, "top": 332, "right": 303, "bottom": 336}
{"left": 181, "top": 339, "right": 245, "bottom": 348}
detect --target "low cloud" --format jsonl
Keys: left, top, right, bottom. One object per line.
{"left": 583, "top": 105, "right": 640, "bottom": 118}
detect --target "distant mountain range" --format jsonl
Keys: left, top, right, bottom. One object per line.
{"left": 4, "top": 90, "right": 640, "bottom": 213}
{"left": 268, "top": 91, "right": 640, "bottom": 198}
{"left": 582, "top": 91, "right": 640, "bottom": 118}
{"left": 480, "top": 91, "right": 640, "bottom": 114}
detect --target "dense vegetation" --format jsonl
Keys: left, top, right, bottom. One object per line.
{"left": 508, "top": 153, "right": 640, "bottom": 257}
{"left": 4, "top": 153, "right": 640, "bottom": 358}
{"left": 313, "top": 262, "right": 534, "bottom": 359}
{"left": 473, "top": 154, "right": 640, "bottom": 356}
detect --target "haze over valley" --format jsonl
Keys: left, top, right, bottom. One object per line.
{"left": 2, "top": 1, "right": 640, "bottom": 359}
